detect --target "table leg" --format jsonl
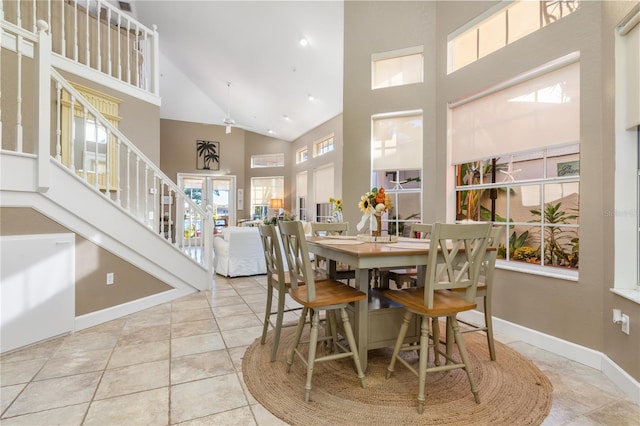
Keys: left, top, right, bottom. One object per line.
{"left": 355, "top": 267, "right": 369, "bottom": 371}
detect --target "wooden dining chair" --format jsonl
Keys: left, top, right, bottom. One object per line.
{"left": 384, "top": 222, "right": 492, "bottom": 414}
{"left": 310, "top": 222, "right": 356, "bottom": 284}
{"left": 278, "top": 220, "right": 366, "bottom": 402}
{"left": 258, "top": 224, "right": 327, "bottom": 362}
{"left": 450, "top": 226, "right": 503, "bottom": 361}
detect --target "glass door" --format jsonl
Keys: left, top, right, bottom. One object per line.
{"left": 177, "top": 174, "right": 236, "bottom": 245}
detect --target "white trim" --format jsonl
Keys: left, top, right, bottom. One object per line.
{"left": 75, "top": 288, "right": 195, "bottom": 331}
{"left": 371, "top": 45, "right": 424, "bottom": 62}
{"left": 610, "top": 288, "right": 640, "bottom": 305}
{"left": 457, "top": 310, "right": 640, "bottom": 404}
{"left": 496, "top": 260, "right": 579, "bottom": 281}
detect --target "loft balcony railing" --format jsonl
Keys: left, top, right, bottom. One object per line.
{"left": 1, "top": 0, "right": 159, "bottom": 98}
{"left": 1, "top": 18, "right": 212, "bottom": 275}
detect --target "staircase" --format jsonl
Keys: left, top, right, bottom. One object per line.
{"left": 1, "top": 1, "right": 213, "bottom": 332}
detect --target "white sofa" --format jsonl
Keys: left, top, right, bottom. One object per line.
{"left": 213, "top": 227, "right": 266, "bottom": 277}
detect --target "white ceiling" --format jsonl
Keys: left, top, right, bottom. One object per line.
{"left": 129, "top": 1, "right": 344, "bottom": 142}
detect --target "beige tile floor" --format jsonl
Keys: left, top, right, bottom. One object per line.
{"left": 1, "top": 274, "right": 639, "bottom": 425}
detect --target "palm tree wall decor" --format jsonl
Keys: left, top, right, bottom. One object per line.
{"left": 196, "top": 140, "right": 220, "bottom": 170}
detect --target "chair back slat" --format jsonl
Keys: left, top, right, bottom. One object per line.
{"left": 279, "top": 221, "right": 317, "bottom": 301}
{"left": 424, "top": 223, "right": 492, "bottom": 308}
{"left": 311, "top": 222, "right": 349, "bottom": 236}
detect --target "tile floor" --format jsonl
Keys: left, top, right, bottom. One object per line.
{"left": 1, "top": 274, "right": 639, "bottom": 425}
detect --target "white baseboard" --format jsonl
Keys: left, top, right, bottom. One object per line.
{"left": 457, "top": 310, "right": 640, "bottom": 404}
{"left": 75, "top": 288, "right": 196, "bottom": 331}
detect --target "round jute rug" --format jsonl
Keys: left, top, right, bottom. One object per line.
{"left": 242, "top": 326, "right": 553, "bottom": 426}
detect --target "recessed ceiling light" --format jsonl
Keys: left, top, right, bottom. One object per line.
{"left": 267, "top": 129, "right": 275, "bottom": 134}
{"left": 282, "top": 114, "right": 290, "bottom": 120}
{"left": 299, "top": 37, "right": 309, "bottom": 47}
{"left": 308, "top": 94, "right": 315, "bottom": 101}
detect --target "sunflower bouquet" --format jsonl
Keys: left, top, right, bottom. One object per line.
{"left": 357, "top": 187, "right": 392, "bottom": 233}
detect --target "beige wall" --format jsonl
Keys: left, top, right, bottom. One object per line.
{"left": 344, "top": 1, "right": 639, "bottom": 379}
{"left": 0, "top": 208, "right": 171, "bottom": 316}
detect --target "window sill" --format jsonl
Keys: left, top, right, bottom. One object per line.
{"left": 610, "top": 288, "right": 640, "bottom": 305}
{"left": 496, "top": 260, "right": 578, "bottom": 281}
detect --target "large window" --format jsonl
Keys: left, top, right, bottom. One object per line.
{"left": 450, "top": 56, "right": 580, "bottom": 276}
{"left": 613, "top": 5, "right": 640, "bottom": 297}
{"left": 372, "top": 46, "right": 424, "bottom": 89}
{"left": 448, "top": 0, "right": 580, "bottom": 73}
{"left": 314, "top": 165, "right": 334, "bottom": 222}
{"left": 296, "top": 172, "right": 308, "bottom": 221}
{"left": 250, "top": 177, "right": 284, "bottom": 220}
{"left": 372, "top": 111, "right": 423, "bottom": 234}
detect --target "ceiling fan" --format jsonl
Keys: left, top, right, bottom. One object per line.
{"left": 223, "top": 81, "right": 236, "bottom": 134}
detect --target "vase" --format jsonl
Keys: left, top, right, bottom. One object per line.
{"left": 332, "top": 211, "right": 343, "bottom": 223}
{"left": 371, "top": 213, "right": 382, "bottom": 236}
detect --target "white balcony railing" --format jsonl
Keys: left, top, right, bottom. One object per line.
{"left": 1, "top": 0, "right": 159, "bottom": 96}
{"left": 1, "top": 18, "right": 212, "bottom": 276}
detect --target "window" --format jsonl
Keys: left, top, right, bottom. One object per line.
{"left": 371, "top": 111, "right": 423, "bottom": 235}
{"left": 250, "top": 177, "right": 284, "bottom": 220}
{"left": 372, "top": 46, "right": 424, "bottom": 89}
{"left": 373, "top": 170, "right": 422, "bottom": 236}
{"left": 314, "top": 165, "right": 334, "bottom": 222}
{"left": 313, "top": 135, "right": 334, "bottom": 157}
{"left": 448, "top": 0, "right": 580, "bottom": 73}
{"left": 613, "top": 6, "right": 640, "bottom": 298}
{"left": 450, "top": 56, "right": 580, "bottom": 276}
{"left": 60, "top": 83, "right": 121, "bottom": 190}
{"left": 296, "top": 147, "right": 308, "bottom": 164}
{"left": 296, "top": 172, "right": 308, "bottom": 221}
{"left": 251, "top": 153, "right": 284, "bottom": 168}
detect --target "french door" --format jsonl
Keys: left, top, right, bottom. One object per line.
{"left": 177, "top": 174, "right": 236, "bottom": 245}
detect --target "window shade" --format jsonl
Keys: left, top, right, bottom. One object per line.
{"left": 622, "top": 13, "right": 640, "bottom": 129}
{"left": 372, "top": 113, "right": 423, "bottom": 171}
{"left": 313, "top": 166, "right": 334, "bottom": 204}
{"left": 451, "top": 61, "right": 580, "bottom": 164}
{"left": 251, "top": 177, "right": 283, "bottom": 205}
{"left": 296, "top": 172, "right": 307, "bottom": 198}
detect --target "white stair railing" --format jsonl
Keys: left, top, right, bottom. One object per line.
{"left": 1, "top": 19, "right": 211, "bottom": 274}
{"left": 1, "top": 0, "right": 159, "bottom": 96}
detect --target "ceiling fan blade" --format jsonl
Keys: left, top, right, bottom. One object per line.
{"left": 226, "top": 124, "right": 232, "bottom": 134}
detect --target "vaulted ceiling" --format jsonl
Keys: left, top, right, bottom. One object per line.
{"left": 128, "top": 1, "right": 344, "bottom": 142}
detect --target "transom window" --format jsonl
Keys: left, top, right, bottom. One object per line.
{"left": 313, "top": 135, "right": 334, "bottom": 157}
{"left": 372, "top": 46, "right": 424, "bottom": 89}
{"left": 296, "top": 147, "right": 308, "bottom": 164}
{"left": 251, "top": 153, "right": 284, "bottom": 168}
{"left": 448, "top": 0, "right": 581, "bottom": 73}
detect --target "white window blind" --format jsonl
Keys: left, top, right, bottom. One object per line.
{"left": 372, "top": 112, "right": 423, "bottom": 171}
{"left": 372, "top": 46, "right": 424, "bottom": 89}
{"left": 296, "top": 172, "right": 307, "bottom": 198}
{"left": 251, "top": 177, "right": 283, "bottom": 205}
{"left": 621, "top": 11, "right": 640, "bottom": 129}
{"left": 313, "top": 166, "right": 334, "bottom": 204}
{"left": 450, "top": 60, "right": 580, "bottom": 164}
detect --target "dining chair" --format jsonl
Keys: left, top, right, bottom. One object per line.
{"left": 278, "top": 220, "right": 366, "bottom": 402}
{"left": 449, "top": 226, "right": 503, "bottom": 361}
{"left": 310, "top": 222, "right": 356, "bottom": 284}
{"left": 380, "top": 223, "right": 432, "bottom": 289}
{"left": 384, "top": 222, "right": 492, "bottom": 414}
{"left": 258, "top": 224, "right": 328, "bottom": 362}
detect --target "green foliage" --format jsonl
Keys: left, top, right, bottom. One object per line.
{"left": 512, "top": 246, "right": 539, "bottom": 262}
{"left": 497, "top": 229, "right": 529, "bottom": 259}
{"left": 529, "top": 202, "right": 579, "bottom": 268}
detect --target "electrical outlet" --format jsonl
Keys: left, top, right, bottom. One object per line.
{"left": 106, "top": 272, "right": 114, "bottom": 285}
{"left": 622, "top": 314, "right": 630, "bottom": 335}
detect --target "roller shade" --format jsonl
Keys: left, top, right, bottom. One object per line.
{"left": 296, "top": 172, "right": 307, "bottom": 198}
{"left": 451, "top": 61, "right": 580, "bottom": 164}
{"left": 621, "top": 12, "right": 640, "bottom": 129}
{"left": 372, "top": 113, "right": 423, "bottom": 171}
{"left": 251, "top": 177, "right": 283, "bottom": 205}
{"left": 313, "top": 166, "right": 334, "bottom": 204}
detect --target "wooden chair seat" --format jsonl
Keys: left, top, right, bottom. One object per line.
{"left": 289, "top": 279, "right": 367, "bottom": 308}
{"left": 385, "top": 288, "right": 477, "bottom": 317}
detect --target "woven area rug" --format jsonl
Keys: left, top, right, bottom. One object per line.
{"left": 242, "top": 326, "right": 553, "bottom": 425}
